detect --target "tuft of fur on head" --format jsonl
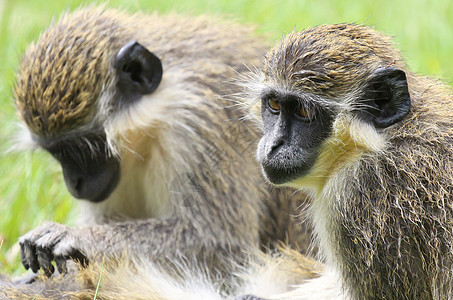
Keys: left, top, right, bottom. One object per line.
{"left": 14, "top": 6, "right": 123, "bottom": 136}
{"left": 263, "top": 24, "right": 406, "bottom": 97}
{"left": 240, "top": 23, "right": 410, "bottom": 116}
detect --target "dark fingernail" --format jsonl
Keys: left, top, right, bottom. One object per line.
{"left": 20, "top": 243, "right": 30, "bottom": 270}
{"left": 44, "top": 264, "right": 55, "bottom": 277}
{"left": 70, "top": 249, "right": 90, "bottom": 268}
{"left": 37, "top": 246, "right": 55, "bottom": 276}
{"left": 27, "top": 243, "right": 39, "bottom": 273}
{"left": 55, "top": 256, "right": 67, "bottom": 274}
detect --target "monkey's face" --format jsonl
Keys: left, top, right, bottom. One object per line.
{"left": 15, "top": 12, "right": 163, "bottom": 203}
{"left": 37, "top": 132, "right": 120, "bottom": 203}
{"left": 257, "top": 92, "right": 333, "bottom": 185}
{"left": 254, "top": 25, "right": 411, "bottom": 192}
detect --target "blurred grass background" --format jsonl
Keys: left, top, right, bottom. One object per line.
{"left": 0, "top": 0, "right": 452, "bottom": 275}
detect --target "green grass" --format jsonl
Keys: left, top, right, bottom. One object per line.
{"left": 0, "top": 0, "right": 452, "bottom": 275}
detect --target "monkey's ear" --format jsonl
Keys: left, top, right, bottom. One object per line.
{"left": 366, "top": 67, "right": 411, "bottom": 128}
{"left": 115, "top": 41, "right": 163, "bottom": 98}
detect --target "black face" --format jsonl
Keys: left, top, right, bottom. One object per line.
{"left": 258, "top": 91, "right": 334, "bottom": 185}
{"left": 39, "top": 132, "right": 121, "bottom": 203}
{"left": 258, "top": 67, "right": 411, "bottom": 186}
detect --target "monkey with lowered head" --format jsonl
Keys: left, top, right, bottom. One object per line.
{"left": 241, "top": 24, "right": 453, "bottom": 299}
{"left": 4, "top": 5, "right": 318, "bottom": 298}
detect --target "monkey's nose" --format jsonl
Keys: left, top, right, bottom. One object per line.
{"left": 269, "top": 138, "right": 285, "bottom": 155}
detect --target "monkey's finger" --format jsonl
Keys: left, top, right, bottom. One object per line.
{"left": 19, "top": 242, "right": 29, "bottom": 270}
{"left": 69, "top": 249, "right": 89, "bottom": 268}
{"left": 37, "top": 246, "right": 55, "bottom": 277}
{"left": 23, "top": 241, "right": 40, "bottom": 273}
{"left": 55, "top": 255, "right": 67, "bottom": 274}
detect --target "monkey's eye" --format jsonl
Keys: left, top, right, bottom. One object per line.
{"left": 267, "top": 99, "right": 281, "bottom": 113}
{"left": 295, "top": 105, "right": 314, "bottom": 121}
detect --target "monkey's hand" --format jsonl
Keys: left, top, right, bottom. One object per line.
{"left": 19, "top": 221, "right": 89, "bottom": 277}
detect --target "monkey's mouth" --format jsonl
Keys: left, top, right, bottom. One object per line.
{"left": 260, "top": 145, "right": 316, "bottom": 185}
{"left": 61, "top": 156, "right": 121, "bottom": 203}
{"left": 261, "top": 160, "right": 310, "bottom": 185}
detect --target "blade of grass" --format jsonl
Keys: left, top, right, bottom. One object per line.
{"left": 93, "top": 256, "right": 106, "bottom": 300}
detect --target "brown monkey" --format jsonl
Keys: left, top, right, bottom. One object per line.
{"left": 242, "top": 24, "right": 453, "bottom": 299}
{"left": 3, "top": 5, "right": 316, "bottom": 299}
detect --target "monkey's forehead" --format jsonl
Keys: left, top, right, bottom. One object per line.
{"left": 13, "top": 8, "right": 124, "bottom": 136}
{"left": 263, "top": 24, "right": 402, "bottom": 97}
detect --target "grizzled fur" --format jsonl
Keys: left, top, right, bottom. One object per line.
{"left": 14, "top": 8, "right": 119, "bottom": 135}
{"left": 246, "top": 24, "right": 453, "bottom": 299}
{"left": 263, "top": 24, "right": 403, "bottom": 98}
{"left": 7, "top": 6, "right": 315, "bottom": 299}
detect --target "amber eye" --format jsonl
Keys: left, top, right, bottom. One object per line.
{"left": 297, "top": 105, "right": 314, "bottom": 120}
{"left": 267, "top": 99, "right": 281, "bottom": 113}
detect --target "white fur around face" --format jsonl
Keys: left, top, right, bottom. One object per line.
{"left": 79, "top": 68, "right": 202, "bottom": 224}
{"left": 104, "top": 66, "right": 199, "bottom": 137}
{"left": 10, "top": 122, "right": 38, "bottom": 152}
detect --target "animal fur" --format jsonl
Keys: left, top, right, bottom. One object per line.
{"left": 243, "top": 24, "right": 453, "bottom": 299}
{"left": 4, "top": 6, "right": 317, "bottom": 299}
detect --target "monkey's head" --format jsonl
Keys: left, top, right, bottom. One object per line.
{"left": 250, "top": 24, "right": 411, "bottom": 192}
{"left": 14, "top": 9, "right": 163, "bottom": 202}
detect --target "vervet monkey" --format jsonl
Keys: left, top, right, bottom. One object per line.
{"left": 4, "top": 5, "right": 316, "bottom": 299}
{"left": 242, "top": 24, "right": 453, "bottom": 299}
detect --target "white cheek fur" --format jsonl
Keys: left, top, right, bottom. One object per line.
{"left": 9, "top": 122, "right": 38, "bottom": 152}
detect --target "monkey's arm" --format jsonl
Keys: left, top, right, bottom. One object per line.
{"left": 19, "top": 201, "right": 259, "bottom": 276}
